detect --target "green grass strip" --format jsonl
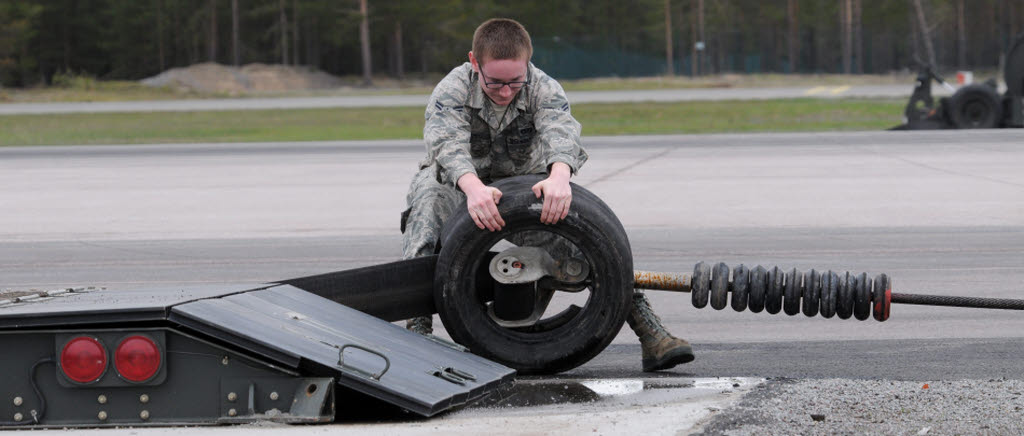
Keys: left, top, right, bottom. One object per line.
{"left": 0, "top": 99, "right": 904, "bottom": 146}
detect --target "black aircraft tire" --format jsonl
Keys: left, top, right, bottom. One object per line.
{"left": 949, "top": 84, "right": 1003, "bottom": 129}
{"left": 434, "top": 175, "right": 634, "bottom": 375}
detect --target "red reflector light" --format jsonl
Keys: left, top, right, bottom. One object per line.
{"left": 60, "top": 336, "right": 107, "bottom": 383}
{"left": 114, "top": 335, "right": 161, "bottom": 382}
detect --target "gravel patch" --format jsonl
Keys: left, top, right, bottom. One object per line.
{"left": 140, "top": 62, "right": 345, "bottom": 93}
{"left": 696, "top": 378, "right": 1024, "bottom": 435}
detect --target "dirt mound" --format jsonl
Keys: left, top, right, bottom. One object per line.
{"left": 141, "top": 62, "right": 345, "bottom": 93}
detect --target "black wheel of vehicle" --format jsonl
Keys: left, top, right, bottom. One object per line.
{"left": 748, "top": 266, "right": 767, "bottom": 313}
{"left": 819, "top": 271, "right": 838, "bottom": 319}
{"left": 710, "top": 262, "right": 730, "bottom": 310}
{"left": 434, "top": 175, "right": 634, "bottom": 374}
{"left": 730, "top": 264, "right": 750, "bottom": 312}
{"left": 837, "top": 272, "right": 855, "bottom": 320}
{"left": 765, "top": 267, "right": 784, "bottom": 315}
{"left": 802, "top": 269, "right": 820, "bottom": 318}
{"left": 783, "top": 268, "right": 802, "bottom": 316}
{"left": 691, "top": 262, "right": 711, "bottom": 309}
{"left": 853, "top": 272, "right": 872, "bottom": 321}
{"left": 949, "top": 84, "right": 1003, "bottom": 128}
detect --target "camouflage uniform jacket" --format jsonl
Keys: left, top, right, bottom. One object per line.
{"left": 420, "top": 62, "right": 588, "bottom": 186}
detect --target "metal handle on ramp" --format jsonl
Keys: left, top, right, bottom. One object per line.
{"left": 337, "top": 343, "right": 391, "bottom": 381}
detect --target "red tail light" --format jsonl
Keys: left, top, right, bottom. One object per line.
{"left": 114, "top": 335, "right": 161, "bottom": 382}
{"left": 60, "top": 336, "right": 107, "bottom": 383}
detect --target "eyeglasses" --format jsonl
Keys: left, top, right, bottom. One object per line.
{"left": 480, "top": 69, "right": 530, "bottom": 90}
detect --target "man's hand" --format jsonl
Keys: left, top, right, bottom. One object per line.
{"left": 458, "top": 173, "right": 505, "bottom": 231}
{"left": 532, "top": 162, "right": 572, "bottom": 225}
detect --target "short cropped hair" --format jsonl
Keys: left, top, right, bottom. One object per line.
{"left": 472, "top": 18, "right": 532, "bottom": 65}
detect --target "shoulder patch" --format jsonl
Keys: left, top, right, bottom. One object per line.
{"left": 560, "top": 102, "right": 570, "bottom": 111}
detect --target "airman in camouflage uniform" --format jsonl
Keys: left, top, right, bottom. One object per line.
{"left": 402, "top": 60, "right": 585, "bottom": 260}
{"left": 402, "top": 18, "right": 694, "bottom": 372}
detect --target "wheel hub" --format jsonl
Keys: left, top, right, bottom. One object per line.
{"left": 485, "top": 246, "right": 590, "bottom": 327}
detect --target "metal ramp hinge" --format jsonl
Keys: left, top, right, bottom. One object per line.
{"left": 423, "top": 334, "right": 469, "bottom": 352}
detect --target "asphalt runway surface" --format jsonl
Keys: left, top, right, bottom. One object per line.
{"left": 2, "top": 129, "right": 1023, "bottom": 433}
{"left": 0, "top": 84, "right": 937, "bottom": 114}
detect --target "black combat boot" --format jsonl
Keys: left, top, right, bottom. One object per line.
{"left": 626, "top": 292, "right": 695, "bottom": 372}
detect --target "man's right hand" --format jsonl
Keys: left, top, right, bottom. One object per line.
{"left": 458, "top": 173, "right": 505, "bottom": 231}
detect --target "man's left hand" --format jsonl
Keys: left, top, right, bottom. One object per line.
{"left": 531, "top": 162, "right": 573, "bottom": 224}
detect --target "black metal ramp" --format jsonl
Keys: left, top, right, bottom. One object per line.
{"left": 169, "top": 284, "right": 514, "bottom": 417}
{"left": 0, "top": 284, "right": 266, "bottom": 328}
{"left": 0, "top": 283, "right": 514, "bottom": 419}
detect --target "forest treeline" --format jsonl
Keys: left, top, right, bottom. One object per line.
{"left": 1, "top": 0, "right": 1023, "bottom": 87}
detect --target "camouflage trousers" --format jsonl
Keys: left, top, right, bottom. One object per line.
{"left": 402, "top": 166, "right": 466, "bottom": 259}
